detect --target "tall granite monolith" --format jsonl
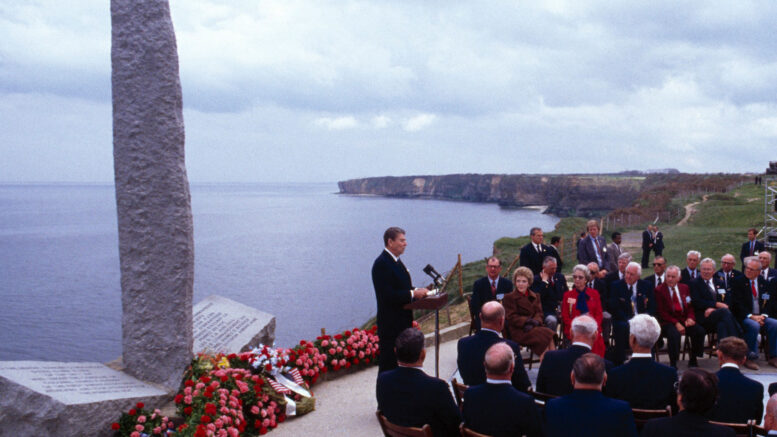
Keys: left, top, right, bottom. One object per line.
{"left": 111, "top": 0, "right": 193, "bottom": 389}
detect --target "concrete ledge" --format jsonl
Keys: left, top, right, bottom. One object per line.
{"left": 424, "top": 322, "right": 470, "bottom": 347}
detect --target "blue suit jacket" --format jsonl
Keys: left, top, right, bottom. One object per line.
{"left": 536, "top": 345, "right": 613, "bottom": 396}
{"left": 376, "top": 366, "right": 462, "bottom": 437}
{"left": 710, "top": 366, "right": 764, "bottom": 424}
{"left": 544, "top": 389, "right": 637, "bottom": 437}
{"left": 456, "top": 329, "right": 531, "bottom": 392}
{"left": 469, "top": 276, "right": 513, "bottom": 331}
{"left": 604, "top": 357, "right": 677, "bottom": 410}
{"left": 608, "top": 279, "right": 656, "bottom": 320}
{"left": 462, "top": 383, "right": 542, "bottom": 437}
{"left": 642, "top": 411, "right": 735, "bottom": 437}
{"left": 372, "top": 250, "right": 413, "bottom": 371}
{"left": 577, "top": 235, "right": 610, "bottom": 269}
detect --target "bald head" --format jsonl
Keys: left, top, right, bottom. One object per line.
{"left": 480, "top": 301, "right": 505, "bottom": 331}
{"left": 484, "top": 342, "right": 514, "bottom": 378}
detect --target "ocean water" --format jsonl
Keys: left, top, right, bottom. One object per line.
{"left": 0, "top": 183, "right": 557, "bottom": 362}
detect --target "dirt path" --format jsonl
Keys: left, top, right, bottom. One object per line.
{"left": 677, "top": 194, "right": 709, "bottom": 226}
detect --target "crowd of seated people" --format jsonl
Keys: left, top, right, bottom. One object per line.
{"left": 378, "top": 226, "right": 777, "bottom": 436}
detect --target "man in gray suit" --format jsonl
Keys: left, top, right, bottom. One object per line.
{"left": 607, "top": 232, "right": 623, "bottom": 273}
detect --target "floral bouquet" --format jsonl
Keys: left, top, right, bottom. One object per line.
{"left": 112, "top": 402, "right": 176, "bottom": 436}
{"left": 314, "top": 326, "right": 380, "bottom": 371}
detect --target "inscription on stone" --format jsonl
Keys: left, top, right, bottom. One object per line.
{"left": 0, "top": 361, "right": 166, "bottom": 405}
{"left": 193, "top": 295, "right": 276, "bottom": 353}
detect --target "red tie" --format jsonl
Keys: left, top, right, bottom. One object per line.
{"left": 752, "top": 280, "right": 758, "bottom": 298}
{"left": 750, "top": 242, "right": 755, "bottom": 256}
{"left": 673, "top": 287, "right": 683, "bottom": 313}
{"left": 491, "top": 280, "right": 497, "bottom": 297}
{"left": 593, "top": 238, "right": 601, "bottom": 255}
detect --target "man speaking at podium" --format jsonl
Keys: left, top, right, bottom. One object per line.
{"left": 372, "top": 227, "right": 429, "bottom": 373}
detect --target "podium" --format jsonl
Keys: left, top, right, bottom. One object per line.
{"left": 405, "top": 293, "right": 448, "bottom": 377}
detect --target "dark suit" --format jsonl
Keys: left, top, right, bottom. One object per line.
{"left": 715, "top": 268, "right": 742, "bottom": 301}
{"left": 653, "top": 231, "right": 664, "bottom": 256}
{"left": 376, "top": 366, "right": 461, "bottom": 437}
{"left": 456, "top": 329, "right": 531, "bottom": 392}
{"left": 730, "top": 275, "right": 777, "bottom": 357}
{"left": 643, "top": 273, "right": 665, "bottom": 292}
{"left": 680, "top": 267, "right": 699, "bottom": 285}
{"left": 462, "top": 383, "right": 542, "bottom": 437}
{"left": 536, "top": 344, "right": 612, "bottom": 396}
{"left": 544, "top": 389, "right": 637, "bottom": 437}
{"left": 372, "top": 249, "right": 413, "bottom": 372}
{"left": 548, "top": 244, "right": 563, "bottom": 269}
{"left": 577, "top": 235, "right": 610, "bottom": 269}
{"left": 531, "top": 272, "right": 568, "bottom": 318}
{"left": 710, "top": 366, "right": 764, "bottom": 425}
{"left": 689, "top": 276, "right": 739, "bottom": 341}
{"left": 604, "top": 357, "right": 677, "bottom": 410}
{"left": 608, "top": 279, "right": 656, "bottom": 364}
{"left": 741, "top": 239, "right": 765, "bottom": 265}
{"left": 469, "top": 276, "right": 512, "bottom": 331}
{"left": 762, "top": 267, "right": 777, "bottom": 281}
{"left": 642, "top": 411, "right": 735, "bottom": 437}
{"left": 641, "top": 229, "right": 653, "bottom": 268}
{"left": 520, "top": 242, "right": 551, "bottom": 275}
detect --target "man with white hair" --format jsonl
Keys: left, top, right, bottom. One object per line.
{"left": 716, "top": 253, "right": 741, "bottom": 295}
{"left": 605, "top": 314, "right": 678, "bottom": 410}
{"left": 608, "top": 262, "right": 656, "bottom": 365}
{"left": 655, "top": 265, "right": 706, "bottom": 368}
{"left": 764, "top": 393, "right": 777, "bottom": 435}
{"left": 536, "top": 315, "right": 612, "bottom": 396}
{"left": 731, "top": 256, "right": 777, "bottom": 369}
{"left": 462, "top": 342, "right": 542, "bottom": 437}
{"left": 690, "top": 257, "right": 739, "bottom": 342}
{"left": 681, "top": 250, "right": 702, "bottom": 285}
{"left": 759, "top": 251, "right": 777, "bottom": 281}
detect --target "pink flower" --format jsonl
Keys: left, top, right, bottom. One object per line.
{"left": 336, "top": 346, "right": 343, "bottom": 353}
{"left": 251, "top": 405, "right": 260, "bottom": 415}
{"left": 137, "top": 415, "right": 147, "bottom": 423}
{"left": 359, "top": 351, "right": 365, "bottom": 359}
{"left": 321, "top": 340, "right": 329, "bottom": 347}
{"left": 135, "top": 424, "right": 144, "bottom": 432}
{"left": 218, "top": 430, "right": 228, "bottom": 437}
{"left": 130, "top": 432, "right": 140, "bottom": 437}
{"left": 184, "top": 395, "right": 193, "bottom": 404}
{"left": 331, "top": 359, "right": 338, "bottom": 366}
{"left": 263, "top": 419, "right": 271, "bottom": 428}
{"left": 339, "top": 359, "right": 346, "bottom": 367}
{"left": 215, "top": 419, "right": 224, "bottom": 428}
{"left": 228, "top": 428, "right": 239, "bottom": 437}
{"left": 153, "top": 427, "right": 161, "bottom": 434}
{"left": 328, "top": 348, "right": 336, "bottom": 355}
{"left": 184, "top": 387, "right": 192, "bottom": 395}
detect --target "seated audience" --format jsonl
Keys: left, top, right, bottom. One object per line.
{"left": 642, "top": 368, "right": 735, "bottom": 437}
{"left": 469, "top": 256, "right": 512, "bottom": 331}
{"left": 377, "top": 328, "right": 461, "bottom": 436}
{"left": 731, "top": 256, "right": 777, "bottom": 369}
{"left": 690, "top": 257, "right": 739, "bottom": 342}
{"left": 710, "top": 337, "right": 764, "bottom": 424}
{"left": 503, "top": 266, "right": 555, "bottom": 358}
{"left": 531, "top": 256, "right": 568, "bottom": 332}
{"left": 544, "top": 353, "right": 637, "bottom": 437}
{"left": 456, "top": 301, "right": 531, "bottom": 391}
{"left": 608, "top": 262, "right": 656, "bottom": 365}
{"left": 604, "top": 314, "right": 677, "bottom": 410}
{"left": 561, "top": 264, "right": 606, "bottom": 356}
{"left": 462, "top": 343, "right": 542, "bottom": 437}
{"left": 655, "top": 265, "right": 705, "bottom": 368}
{"left": 764, "top": 393, "right": 777, "bottom": 435}
{"left": 536, "top": 315, "right": 611, "bottom": 396}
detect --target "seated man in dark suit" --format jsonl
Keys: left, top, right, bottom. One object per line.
{"left": 531, "top": 256, "right": 568, "bottom": 332}
{"left": 544, "top": 353, "right": 637, "bottom": 437}
{"left": 469, "top": 256, "right": 513, "bottom": 331}
{"left": 710, "top": 337, "right": 764, "bottom": 424}
{"left": 731, "top": 257, "right": 777, "bottom": 369}
{"left": 608, "top": 262, "right": 656, "bottom": 365}
{"left": 681, "top": 250, "right": 701, "bottom": 285}
{"left": 462, "top": 342, "right": 542, "bottom": 437}
{"left": 456, "top": 301, "right": 531, "bottom": 392}
{"left": 536, "top": 315, "right": 612, "bottom": 396}
{"left": 715, "top": 253, "right": 741, "bottom": 298}
{"left": 520, "top": 227, "right": 551, "bottom": 275}
{"left": 642, "top": 368, "right": 735, "bottom": 437}
{"left": 644, "top": 256, "right": 667, "bottom": 291}
{"left": 760, "top": 251, "right": 777, "bottom": 280}
{"left": 604, "top": 252, "right": 631, "bottom": 288}
{"left": 605, "top": 314, "right": 677, "bottom": 410}
{"left": 740, "top": 227, "right": 765, "bottom": 266}
{"left": 377, "top": 328, "right": 461, "bottom": 437}
{"left": 690, "top": 257, "right": 739, "bottom": 342}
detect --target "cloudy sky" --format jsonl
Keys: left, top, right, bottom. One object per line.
{"left": 1, "top": 1, "right": 776, "bottom": 183}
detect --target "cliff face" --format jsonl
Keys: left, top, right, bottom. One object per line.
{"left": 337, "top": 174, "right": 644, "bottom": 217}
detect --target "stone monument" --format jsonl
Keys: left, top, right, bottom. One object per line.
{"left": 111, "top": 0, "right": 193, "bottom": 388}
{"left": 193, "top": 295, "right": 276, "bottom": 353}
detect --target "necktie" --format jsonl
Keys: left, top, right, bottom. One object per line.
{"left": 593, "top": 238, "right": 601, "bottom": 255}
{"left": 630, "top": 285, "right": 636, "bottom": 313}
{"left": 691, "top": 270, "right": 696, "bottom": 279}
{"left": 764, "top": 269, "right": 769, "bottom": 280}
{"left": 490, "top": 280, "right": 497, "bottom": 297}
{"left": 549, "top": 277, "right": 554, "bottom": 287}
{"left": 752, "top": 280, "right": 758, "bottom": 299}
{"left": 673, "top": 287, "right": 683, "bottom": 313}
{"left": 657, "top": 276, "right": 662, "bottom": 285}
{"left": 724, "top": 273, "right": 728, "bottom": 289}
{"left": 709, "top": 280, "right": 716, "bottom": 298}
{"left": 750, "top": 242, "right": 755, "bottom": 256}
{"left": 535, "top": 244, "right": 541, "bottom": 253}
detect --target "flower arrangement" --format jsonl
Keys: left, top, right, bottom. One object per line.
{"left": 111, "top": 326, "right": 380, "bottom": 436}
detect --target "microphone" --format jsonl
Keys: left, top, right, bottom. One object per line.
{"left": 423, "top": 264, "right": 444, "bottom": 286}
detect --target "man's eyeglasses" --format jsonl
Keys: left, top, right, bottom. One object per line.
{"left": 487, "top": 265, "right": 501, "bottom": 269}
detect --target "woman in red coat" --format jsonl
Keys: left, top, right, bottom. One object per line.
{"left": 561, "top": 264, "right": 606, "bottom": 356}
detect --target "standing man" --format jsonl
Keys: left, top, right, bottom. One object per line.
{"left": 681, "top": 250, "right": 701, "bottom": 285}
{"left": 372, "top": 227, "right": 428, "bottom": 373}
{"left": 653, "top": 225, "right": 664, "bottom": 257}
{"left": 469, "top": 257, "right": 513, "bottom": 331}
{"left": 641, "top": 225, "right": 654, "bottom": 268}
{"left": 741, "top": 228, "right": 765, "bottom": 266}
{"left": 607, "top": 232, "right": 623, "bottom": 273}
{"left": 655, "top": 265, "right": 706, "bottom": 368}
{"left": 578, "top": 220, "right": 609, "bottom": 273}
{"left": 520, "top": 227, "right": 550, "bottom": 275}
{"left": 549, "top": 235, "right": 564, "bottom": 269}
